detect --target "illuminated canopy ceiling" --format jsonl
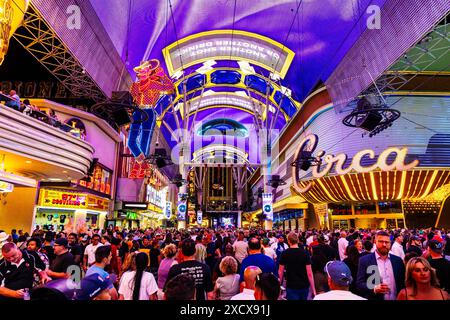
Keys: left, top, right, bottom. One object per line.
{"left": 90, "top": 0, "right": 388, "bottom": 157}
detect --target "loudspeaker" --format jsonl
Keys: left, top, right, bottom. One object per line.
{"left": 112, "top": 108, "right": 131, "bottom": 126}
{"left": 295, "top": 151, "right": 312, "bottom": 171}
{"left": 156, "top": 157, "right": 167, "bottom": 168}
{"left": 270, "top": 175, "right": 281, "bottom": 188}
{"left": 155, "top": 148, "right": 167, "bottom": 156}
{"left": 356, "top": 110, "right": 382, "bottom": 131}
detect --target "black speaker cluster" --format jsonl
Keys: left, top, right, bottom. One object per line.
{"left": 266, "top": 175, "right": 286, "bottom": 189}
{"left": 368, "top": 122, "right": 393, "bottom": 137}
{"left": 342, "top": 96, "right": 401, "bottom": 137}
{"left": 148, "top": 148, "right": 173, "bottom": 168}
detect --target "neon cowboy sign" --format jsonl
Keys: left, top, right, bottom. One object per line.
{"left": 292, "top": 134, "right": 419, "bottom": 194}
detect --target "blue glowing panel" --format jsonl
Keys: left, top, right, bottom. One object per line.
{"left": 244, "top": 74, "right": 274, "bottom": 95}
{"left": 154, "top": 94, "right": 175, "bottom": 115}
{"left": 177, "top": 74, "right": 206, "bottom": 93}
{"left": 211, "top": 70, "right": 241, "bottom": 84}
{"left": 274, "top": 91, "right": 297, "bottom": 117}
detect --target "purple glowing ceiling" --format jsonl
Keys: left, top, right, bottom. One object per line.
{"left": 89, "top": 0, "right": 387, "bottom": 159}
{"left": 90, "top": 0, "right": 387, "bottom": 102}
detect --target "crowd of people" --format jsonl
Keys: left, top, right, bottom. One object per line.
{"left": 0, "top": 225, "right": 449, "bottom": 300}
{"left": 0, "top": 89, "right": 85, "bottom": 138}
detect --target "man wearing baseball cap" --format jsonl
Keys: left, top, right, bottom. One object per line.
{"left": 74, "top": 273, "right": 116, "bottom": 300}
{"left": 314, "top": 261, "right": 366, "bottom": 300}
{"left": 46, "top": 238, "right": 75, "bottom": 280}
{"left": 427, "top": 240, "right": 450, "bottom": 293}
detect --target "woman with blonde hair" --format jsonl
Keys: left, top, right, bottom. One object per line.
{"left": 213, "top": 256, "right": 240, "bottom": 300}
{"left": 397, "top": 256, "right": 449, "bottom": 300}
{"left": 157, "top": 244, "right": 178, "bottom": 289}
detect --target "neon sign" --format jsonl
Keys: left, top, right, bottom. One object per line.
{"left": 163, "top": 30, "right": 295, "bottom": 78}
{"left": 127, "top": 108, "right": 157, "bottom": 158}
{"left": 292, "top": 134, "right": 419, "bottom": 194}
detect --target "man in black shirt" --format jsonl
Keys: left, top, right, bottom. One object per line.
{"left": 406, "top": 236, "right": 423, "bottom": 257}
{"left": 427, "top": 240, "right": 450, "bottom": 293}
{"left": 279, "top": 232, "right": 316, "bottom": 300}
{"left": 0, "top": 242, "right": 50, "bottom": 299}
{"left": 116, "top": 232, "right": 129, "bottom": 263}
{"left": 68, "top": 233, "right": 82, "bottom": 265}
{"left": 46, "top": 238, "right": 76, "bottom": 279}
{"left": 165, "top": 238, "right": 213, "bottom": 301}
{"left": 41, "top": 232, "right": 55, "bottom": 265}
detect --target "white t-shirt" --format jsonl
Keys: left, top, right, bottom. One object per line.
{"left": 313, "top": 290, "right": 367, "bottom": 300}
{"left": 232, "top": 240, "right": 249, "bottom": 264}
{"left": 390, "top": 241, "right": 405, "bottom": 260}
{"left": 118, "top": 271, "right": 158, "bottom": 300}
{"left": 84, "top": 243, "right": 103, "bottom": 265}
{"left": 263, "top": 247, "right": 277, "bottom": 260}
{"left": 338, "top": 238, "right": 349, "bottom": 261}
{"left": 230, "top": 288, "right": 255, "bottom": 300}
{"left": 268, "top": 237, "right": 277, "bottom": 246}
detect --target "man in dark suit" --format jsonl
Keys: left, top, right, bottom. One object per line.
{"left": 356, "top": 230, "right": 405, "bottom": 300}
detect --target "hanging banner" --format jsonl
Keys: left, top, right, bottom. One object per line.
{"left": 197, "top": 210, "right": 203, "bottom": 225}
{"left": 165, "top": 201, "right": 172, "bottom": 219}
{"left": 177, "top": 193, "right": 187, "bottom": 221}
{"left": 262, "top": 193, "right": 273, "bottom": 221}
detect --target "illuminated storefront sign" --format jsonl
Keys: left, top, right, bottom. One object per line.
{"left": 39, "top": 190, "right": 109, "bottom": 210}
{"left": 39, "top": 190, "right": 87, "bottom": 208}
{"left": 163, "top": 30, "right": 295, "bottom": 78}
{"left": 292, "top": 134, "right": 420, "bottom": 194}
{"left": 86, "top": 195, "right": 110, "bottom": 211}
{"left": 74, "top": 163, "right": 112, "bottom": 195}
{"left": 146, "top": 185, "right": 168, "bottom": 208}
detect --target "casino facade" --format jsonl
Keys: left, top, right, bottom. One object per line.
{"left": 250, "top": 89, "right": 450, "bottom": 230}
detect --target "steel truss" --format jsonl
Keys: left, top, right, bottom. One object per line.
{"left": 12, "top": 3, "right": 106, "bottom": 102}
{"left": 343, "top": 15, "right": 449, "bottom": 112}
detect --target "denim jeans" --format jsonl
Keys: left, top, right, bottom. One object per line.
{"left": 286, "top": 287, "right": 309, "bottom": 300}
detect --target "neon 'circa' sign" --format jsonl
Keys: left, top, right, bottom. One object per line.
{"left": 292, "top": 134, "right": 419, "bottom": 194}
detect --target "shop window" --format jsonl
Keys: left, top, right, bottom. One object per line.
{"left": 397, "top": 219, "right": 405, "bottom": 229}
{"left": 354, "top": 202, "right": 376, "bottom": 215}
{"left": 379, "top": 201, "right": 402, "bottom": 213}
{"left": 386, "top": 219, "right": 397, "bottom": 229}
{"left": 332, "top": 220, "right": 349, "bottom": 230}
{"left": 329, "top": 203, "right": 352, "bottom": 215}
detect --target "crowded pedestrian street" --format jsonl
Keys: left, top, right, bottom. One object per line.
{"left": 0, "top": 0, "right": 449, "bottom": 311}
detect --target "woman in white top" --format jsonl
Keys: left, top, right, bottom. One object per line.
{"left": 118, "top": 252, "right": 158, "bottom": 300}
{"left": 214, "top": 256, "right": 240, "bottom": 300}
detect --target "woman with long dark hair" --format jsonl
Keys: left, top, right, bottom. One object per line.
{"left": 343, "top": 245, "right": 360, "bottom": 295}
{"left": 118, "top": 252, "right": 158, "bottom": 300}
